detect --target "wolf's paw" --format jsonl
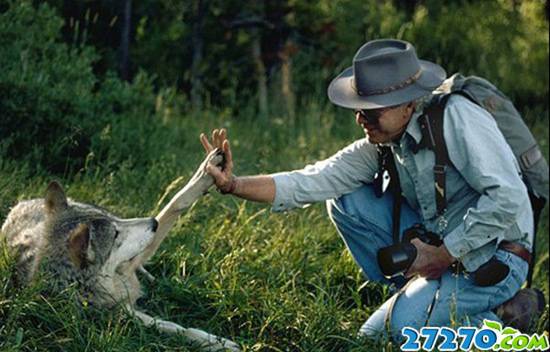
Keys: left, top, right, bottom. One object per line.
{"left": 205, "top": 148, "right": 224, "bottom": 169}
{"left": 184, "top": 328, "right": 241, "bottom": 351}
{"left": 191, "top": 148, "right": 224, "bottom": 185}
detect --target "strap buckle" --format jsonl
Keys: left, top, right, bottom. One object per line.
{"left": 434, "top": 164, "right": 447, "bottom": 217}
{"left": 434, "top": 164, "right": 447, "bottom": 175}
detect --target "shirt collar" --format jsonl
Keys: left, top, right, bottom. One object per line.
{"left": 404, "top": 94, "right": 433, "bottom": 145}
{"left": 405, "top": 109, "right": 424, "bottom": 145}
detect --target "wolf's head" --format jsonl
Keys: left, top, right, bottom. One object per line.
{"left": 42, "top": 181, "right": 157, "bottom": 286}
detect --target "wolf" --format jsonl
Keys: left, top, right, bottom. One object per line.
{"left": 0, "top": 149, "right": 240, "bottom": 351}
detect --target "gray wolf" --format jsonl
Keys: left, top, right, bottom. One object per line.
{"left": 1, "top": 149, "right": 239, "bottom": 351}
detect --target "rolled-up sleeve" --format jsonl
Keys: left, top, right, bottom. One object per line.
{"left": 441, "top": 96, "right": 532, "bottom": 270}
{"left": 271, "top": 139, "right": 378, "bottom": 212}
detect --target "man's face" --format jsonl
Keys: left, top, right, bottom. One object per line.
{"left": 355, "top": 103, "right": 414, "bottom": 144}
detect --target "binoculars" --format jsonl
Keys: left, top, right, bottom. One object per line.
{"left": 377, "top": 224, "right": 510, "bottom": 286}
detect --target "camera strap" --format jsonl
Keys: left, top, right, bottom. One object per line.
{"left": 376, "top": 146, "right": 402, "bottom": 245}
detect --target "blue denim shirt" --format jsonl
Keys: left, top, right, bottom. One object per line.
{"left": 271, "top": 95, "right": 533, "bottom": 272}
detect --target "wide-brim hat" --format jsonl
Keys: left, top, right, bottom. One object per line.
{"left": 328, "top": 39, "right": 446, "bottom": 110}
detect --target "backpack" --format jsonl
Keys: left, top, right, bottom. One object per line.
{"left": 421, "top": 73, "right": 548, "bottom": 216}
{"left": 419, "top": 73, "right": 549, "bottom": 286}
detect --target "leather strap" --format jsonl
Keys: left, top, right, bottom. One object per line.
{"left": 451, "top": 241, "right": 531, "bottom": 275}
{"left": 499, "top": 241, "right": 532, "bottom": 265}
{"left": 418, "top": 95, "right": 452, "bottom": 217}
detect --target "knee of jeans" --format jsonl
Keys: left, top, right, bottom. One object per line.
{"left": 358, "top": 301, "right": 391, "bottom": 342}
{"left": 326, "top": 197, "right": 362, "bottom": 234}
{"left": 389, "top": 278, "right": 440, "bottom": 335}
{"left": 326, "top": 184, "right": 386, "bottom": 222}
{"left": 358, "top": 300, "right": 414, "bottom": 344}
{"left": 326, "top": 197, "right": 345, "bottom": 223}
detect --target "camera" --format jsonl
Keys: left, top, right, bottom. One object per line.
{"left": 377, "top": 224, "right": 510, "bottom": 286}
{"left": 377, "top": 224, "right": 442, "bottom": 278}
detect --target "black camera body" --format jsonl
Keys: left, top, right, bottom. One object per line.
{"left": 377, "top": 224, "right": 442, "bottom": 278}
{"left": 377, "top": 224, "right": 510, "bottom": 286}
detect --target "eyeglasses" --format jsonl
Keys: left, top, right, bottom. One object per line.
{"left": 355, "top": 105, "right": 399, "bottom": 124}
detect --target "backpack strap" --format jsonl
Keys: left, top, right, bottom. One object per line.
{"left": 418, "top": 94, "right": 452, "bottom": 217}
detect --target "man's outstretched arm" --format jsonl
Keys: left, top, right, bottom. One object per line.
{"left": 222, "top": 175, "right": 275, "bottom": 203}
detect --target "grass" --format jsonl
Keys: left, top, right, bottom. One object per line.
{"left": 0, "top": 103, "right": 548, "bottom": 351}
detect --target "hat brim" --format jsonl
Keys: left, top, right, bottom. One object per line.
{"left": 327, "top": 60, "right": 447, "bottom": 109}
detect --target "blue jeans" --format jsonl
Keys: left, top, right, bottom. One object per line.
{"left": 326, "top": 184, "right": 528, "bottom": 341}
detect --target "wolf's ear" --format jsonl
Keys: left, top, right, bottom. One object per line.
{"left": 45, "top": 181, "right": 68, "bottom": 215}
{"left": 68, "top": 224, "right": 94, "bottom": 269}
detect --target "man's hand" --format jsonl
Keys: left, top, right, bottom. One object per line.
{"left": 200, "top": 128, "right": 236, "bottom": 194}
{"left": 405, "top": 239, "right": 456, "bottom": 280}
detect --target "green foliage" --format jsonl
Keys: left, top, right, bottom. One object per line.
{"left": 0, "top": 2, "right": 160, "bottom": 174}
{"left": 0, "top": 2, "right": 96, "bottom": 173}
{"left": 401, "top": 0, "right": 549, "bottom": 108}
{"left": 132, "top": 0, "right": 191, "bottom": 88}
{"left": 37, "top": 0, "right": 548, "bottom": 113}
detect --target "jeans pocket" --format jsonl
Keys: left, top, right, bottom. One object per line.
{"left": 486, "top": 250, "right": 528, "bottom": 309}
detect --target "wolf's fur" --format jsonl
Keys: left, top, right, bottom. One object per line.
{"left": 1, "top": 149, "right": 239, "bottom": 351}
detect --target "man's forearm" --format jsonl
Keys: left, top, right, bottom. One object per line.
{"left": 230, "top": 175, "right": 276, "bottom": 203}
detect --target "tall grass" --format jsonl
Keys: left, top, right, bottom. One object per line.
{"left": 1, "top": 103, "right": 548, "bottom": 351}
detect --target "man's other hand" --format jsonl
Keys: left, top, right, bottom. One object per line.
{"left": 405, "top": 239, "right": 456, "bottom": 280}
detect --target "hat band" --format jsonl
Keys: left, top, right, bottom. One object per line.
{"left": 353, "top": 69, "right": 422, "bottom": 96}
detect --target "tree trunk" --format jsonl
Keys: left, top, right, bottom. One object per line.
{"left": 119, "top": 0, "right": 132, "bottom": 81}
{"left": 280, "top": 39, "right": 296, "bottom": 122}
{"left": 191, "top": 0, "right": 206, "bottom": 111}
{"left": 251, "top": 28, "right": 268, "bottom": 121}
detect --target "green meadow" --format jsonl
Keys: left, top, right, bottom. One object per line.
{"left": 1, "top": 109, "right": 548, "bottom": 352}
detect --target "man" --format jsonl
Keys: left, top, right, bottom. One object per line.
{"left": 200, "top": 39, "right": 542, "bottom": 340}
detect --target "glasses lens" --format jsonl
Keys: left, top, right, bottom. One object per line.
{"left": 357, "top": 105, "right": 398, "bottom": 123}
{"left": 358, "top": 109, "right": 384, "bottom": 123}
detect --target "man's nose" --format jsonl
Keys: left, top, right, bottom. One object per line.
{"left": 355, "top": 112, "right": 365, "bottom": 126}
{"left": 356, "top": 112, "right": 377, "bottom": 126}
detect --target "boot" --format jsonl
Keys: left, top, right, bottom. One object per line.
{"left": 495, "top": 288, "right": 546, "bottom": 332}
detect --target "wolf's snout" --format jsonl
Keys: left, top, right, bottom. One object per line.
{"left": 151, "top": 218, "right": 158, "bottom": 232}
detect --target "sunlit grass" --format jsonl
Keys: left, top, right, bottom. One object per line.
{"left": 0, "top": 104, "right": 548, "bottom": 351}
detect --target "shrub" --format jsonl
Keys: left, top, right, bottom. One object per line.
{"left": 0, "top": 2, "right": 158, "bottom": 174}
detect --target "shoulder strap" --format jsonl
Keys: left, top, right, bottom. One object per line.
{"left": 377, "top": 146, "right": 402, "bottom": 245}
{"left": 419, "top": 94, "right": 452, "bottom": 217}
